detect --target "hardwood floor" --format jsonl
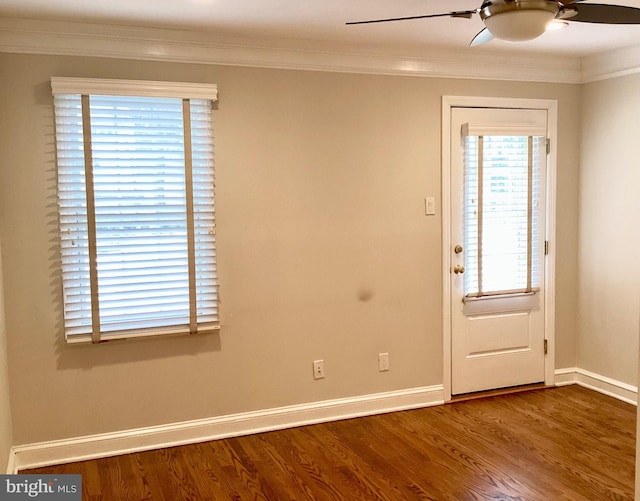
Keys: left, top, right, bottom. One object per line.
{"left": 23, "top": 385, "right": 636, "bottom": 500}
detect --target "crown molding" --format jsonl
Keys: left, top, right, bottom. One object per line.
{"left": 581, "top": 45, "right": 640, "bottom": 83}
{"left": 3, "top": 17, "right": 640, "bottom": 84}
{"left": 0, "top": 17, "right": 585, "bottom": 83}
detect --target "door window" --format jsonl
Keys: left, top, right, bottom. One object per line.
{"left": 462, "top": 125, "right": 546, "bottom": 299}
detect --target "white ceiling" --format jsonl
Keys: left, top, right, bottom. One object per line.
{"left": 1, "top": 0, "right": 640, "bottom": 58}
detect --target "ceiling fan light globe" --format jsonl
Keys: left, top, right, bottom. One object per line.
{"left": 546, "top": 20, "right": 569, "bottom": 31}
{"left": 484, "top": 9, "right": 557, "bottom": 41}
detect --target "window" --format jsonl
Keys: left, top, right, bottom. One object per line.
{"left": 52, "top": 78, "right": 219, "bottom": 343}
{"left": 462, "top": 123, "right": 546, "bottom": 299}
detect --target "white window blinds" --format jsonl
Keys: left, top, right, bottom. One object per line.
{"left": 52, "top": 78, "right": 219, "bottom": 343}
{"left": 462, "top": 123, "right": 546, "bottom": 299}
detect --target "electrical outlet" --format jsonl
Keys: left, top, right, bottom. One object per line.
{"left": 313, "top": 360, "right": 325, "bottom": 380}
{"left": 379, "top": 353, "right": 390, "bottom": 372}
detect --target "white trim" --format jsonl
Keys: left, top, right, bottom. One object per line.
{"left": 582, "top": 45, "right": 640, "bottom": 83}
{"left": 51, "top": 77, "right": 218, "bottom": 100}
{"left": 554, "top": 367, "right": 638, "bottom": 405}
{"left": 554, "top": 367, "right": 578, "bottom": 387}
{"left": 6, "top": 447, "right": 16, "bottom": 474}
{"left": 441, "top": 97, "right": 453, "bottom": 403}
{"left": 8, "top": 372, "right": 635, "bottom": 473}
{"left": 575, "top": 368, "right": 637, "bottom": 405}
{"left": 10, "top": 385, "right": 444, "bottom": 472}
{"left": 0, "top": 17, "right": 583, "bottom": 83}
{"left": 543, "top": 102, "right": 558, "bottom": 388}
{"left": 4, "top": 18, "right": 640, "bottom": 83}
{"left": 441, "top": 96, "right": 558, "bottom": 401}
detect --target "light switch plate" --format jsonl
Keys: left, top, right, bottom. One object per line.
{"left": 425, "top": 197, "right": 436, "bottom": 216}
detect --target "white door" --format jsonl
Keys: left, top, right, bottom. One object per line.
{"left": 450, "top": 107, "right": 547, "bottom": 395}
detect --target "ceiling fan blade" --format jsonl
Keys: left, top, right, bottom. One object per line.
{"left": 470, "top": 28, "right": 495, "bottom": 47}
{"left": 569, "top": 3, "right": 640, "bottom": 24}
{"left": 346, "top": 10, "right": 476, "bottom": 25}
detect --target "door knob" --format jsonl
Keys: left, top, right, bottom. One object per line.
{"left": 453, "top": 265, "right": 465, "bottom": 274}
{"left": 454, "top": 245, "right": 463, "bottom": 254}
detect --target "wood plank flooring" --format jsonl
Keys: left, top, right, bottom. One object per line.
{"left": 23, "top": 385, "right": 636, "bottom": 500}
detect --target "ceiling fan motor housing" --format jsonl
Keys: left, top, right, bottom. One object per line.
{"left": 480, "top": 0, "right": 561, "bottom": 41}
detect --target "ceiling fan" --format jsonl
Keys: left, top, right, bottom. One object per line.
{"left": 346, "top": 0, "right": 640, "bottom": 47}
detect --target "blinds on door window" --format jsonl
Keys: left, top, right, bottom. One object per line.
{"left": 462, "top": 123, "right": 546, "bottom": 299}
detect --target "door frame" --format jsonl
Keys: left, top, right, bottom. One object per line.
{"left": 441, "top": 95, "right": 558, "bottom": 401}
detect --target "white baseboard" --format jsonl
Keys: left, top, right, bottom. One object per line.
{"left": 6, "top": 447, "right": 15, "bottom": 474}
{"left": 9, "top": 370, "right": 636, "bottom": 473}
{"left": 554, "top": 367, "right": 580, "bottom": 387}
{"left": 10, "top": 385, "right": 444, "bottom": 473}
{"left": 555, "top": 367, "right": 638, "bottom": 406}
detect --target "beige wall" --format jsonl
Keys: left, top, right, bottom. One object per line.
{"left": 0, "top": 239, "right": 13, "bottom": 472}
{"left": 0, "top": 53, "right": 580, "bottom": 445}
{"left": 579, "top": 75, "right": 640, "bottom": 386}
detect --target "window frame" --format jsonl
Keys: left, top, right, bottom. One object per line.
{"left": 51, "top": 77, "right": 219, "bottom": 344}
